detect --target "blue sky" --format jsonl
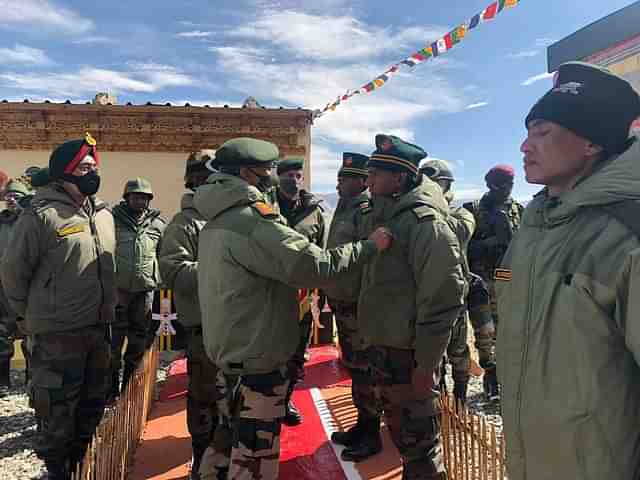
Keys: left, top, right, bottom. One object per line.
{"left": 0, "top": 0, "right": 636, "bottom": 201}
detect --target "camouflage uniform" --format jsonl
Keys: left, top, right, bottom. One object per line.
{"left": 1, "top": 136, "right": 117, "bottom": 480}
{"left": 464, "top": 194, "right": 523, "bottom": 368}
{"left": 111, "top": 179, "right": 166, "bottom": 395}
{"left": 194, "top": 138, "right": 379, "bottom": 480}
{"left": 357, "top": 135, "right": 466, "bottom": 479}
{"left": 159, "top": 151, "right": 219, "bottom": 480}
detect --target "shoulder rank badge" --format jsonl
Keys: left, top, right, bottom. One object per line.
{"left": 252, "top": 202, "right": 276, "bottom": 218}
{"left": 57, "top": 224, "right": 85, "bottom": 237}
{"left": 494, "top": 268, "right": 512, "bottom": 282}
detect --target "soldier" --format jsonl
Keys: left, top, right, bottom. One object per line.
{"left": 276, "top": 157, "right": 327, "bottom": 426}
{"left": 464, "top": 164, "right": 523, "bottom": 401}
{"left": 497, "top": 62, "right": 640, "bottom": 479}
{"left": 325, "top": 152, "right": 382, "bottom": 457}
{"left": 194, "top": 137, "right": 392, "bottom": 480}
{"left": 159, "top": 151, "right": 217, "bottom": 480}
{"left": 0, "top": 179, "right": 31, "bottom": 395}
{"left": 1, "top": 134, "right": 116, "bottom": 479}
{"left": 110, "top": 178, "right": 166, "bottom": 399}
{"left": 354, "top": 134, "right": 466, "bottom": 479}
{"left": 420, "top": 160, "right": 476, "bottom": 403}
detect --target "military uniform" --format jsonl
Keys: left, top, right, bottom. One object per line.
{"left": 464, "top": 186, "right": 523, "bottom": 399}
{"left": 0, "top": 180, "right": 31, "bottom": 392}
{"left": 276, "top": 157, "right": 327, "bottom": 426}
{"left": 111, "top": 178, "right": 166, "bottom": 397}
{"left": 194, "top": 138, "right": 381, "bottom": 480}
{"left": 1, "top": 135, "right": 116, "bottom": 479}
{"left": 357, "top": 135, "right": 466, "bottom": 479}
{"left": 159, "top": 151, "right": 218, "bottom": 480}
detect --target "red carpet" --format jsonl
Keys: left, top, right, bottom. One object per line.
{"left": 130, "top": 347, "right": 402, "bottom": 480}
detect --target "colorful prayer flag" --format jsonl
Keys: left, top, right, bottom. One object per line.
{"left": 469, "top": 14, "right": 481, "bottom": 29}
{"left": 420, "top": 46, "right": 434, "bottom": 58}
{"left": 444, "top": 33, "right": 453, "bottom": 50}
{"left": 482, "top": 2, "right": 498, "bottom": 20}
{"left": 437, "top": 38, "right": 448, "bottom": 54}
{"left": 431, "top": 41, "right": 440, "bottom": 57}
{"left": 373, "top": 78, "right": 385, "bottom": 88}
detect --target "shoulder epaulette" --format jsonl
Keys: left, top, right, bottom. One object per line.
{"left": 359, "top": 201, "right": 372, "bottom": 214}
{"left": 252, "top": 201, "right": 278, "bottom": 218}
{"left": 412, "top": 204, "right": 436, "bottom": 222}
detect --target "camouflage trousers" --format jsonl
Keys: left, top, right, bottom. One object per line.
{"left": 185, "top": 327, "right": 219, "bottom": 468}
{"left": 332, "top": 302, "right": 378, "bottom": 420}
{"left": 200, "top": 367, "right": 289, "bottom": 480}
{"left": 111, "top": 290, "right": 154, "bottom": 391}
{"left": 368, "top": 346, "right": 447, "bottom": 480}
{"left": 467, "top": 274, "right": 496, "bottom": 369}
{"left": 30, "top": 325, "right": 110, "bottom": 469}
{"left": 287, "top": 311, "right": 313, "bottom": 384}
{"left": 446, "top": 313, "right": 470, "bottom": 384}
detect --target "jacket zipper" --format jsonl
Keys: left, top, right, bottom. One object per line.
{"left": 515, "top": 222, "right": 541, "bottom": 479}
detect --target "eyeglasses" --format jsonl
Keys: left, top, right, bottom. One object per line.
{"left": 74, "top": 164, "right": 98, "bottom": 174}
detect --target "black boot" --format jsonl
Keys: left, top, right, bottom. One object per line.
{"left": 283, "top": 385, "right": 303, "bottom": 426}
{"left": 483, "top": 366, "right": 500, "bottom": 402}
{"left": 0, "top": 358, "right": 10, "bottom": 397}
{"left": 331, "top": 417, "right": 365, "bottom": 447}
{"left": 340, "top": 416, "right": 382, "bottom": 462}
{"left": 189, "top": 444, "right": 206, "bottom": 480}
{"left": 453, "top": 381, "right": 468, "bottom": 405}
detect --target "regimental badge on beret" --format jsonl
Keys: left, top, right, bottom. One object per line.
{"left": 552, "top": 82, "right": 582, "bottom": 96}
{"left": 85, "top": 132, "right": 97, "bottom": 146}
{"left": 344, "top": 157, "right": 353, "bottom": 166}
{"left": 381, "top": 139, "right": 393, "bottom": 151}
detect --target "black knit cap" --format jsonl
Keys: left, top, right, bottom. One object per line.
{"left": 526, "top": 62, "right": 640, "bottom": 155}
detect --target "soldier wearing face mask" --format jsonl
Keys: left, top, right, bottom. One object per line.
{"left": 464, "top": 165, "right": 523, "bottom": 401}
{"left": 1, "top": 133, "right": 117, "bottom": 479}
{"left": 276, "top": 157, "right": 327, "bottom": 426}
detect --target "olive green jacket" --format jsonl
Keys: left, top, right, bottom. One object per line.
{"left": 324, "top": 191, "right": 370, "bottom": 303}
{"left": 1, "top": 184, "right": 117, "bottom": 334}
{"left": 113, "top": 202, "right": 166, "bottom": 292}
{"left": 0, "top": 210, "right": 20, "bottom": 323}
{"left": 194, "top": 173, "right": 378, "bottom": 375}
{"left": 159, "top": 193, "right": 206, "bottom": 328}
{"left": 496, "top": 137, "right": 640, "bottom": 480}
{"left": 358, "top": 178, "right": 467, "bottom": 374}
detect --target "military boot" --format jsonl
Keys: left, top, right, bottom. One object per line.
{"left": 483, "top": 366, "right": 500, "bottom": 402}
{"left": 0, "top": 358, "right": 10, "bottom": 397}
{"left": 340, "top": 416, "right": 382, "bottom": 462}
{"left": 189, "top": 444, "right": 206, "bottom": 480}
{"left": 283, "top": 385, "right": 303, "bottom": 426}
{"left": 331, "top": 415, "right": 365, "bottom": 447}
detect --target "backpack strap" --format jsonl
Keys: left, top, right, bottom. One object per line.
{"left": 599, "top": 200, "right": 640, "bottom": 239}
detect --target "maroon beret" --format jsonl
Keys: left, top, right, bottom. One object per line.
{"left": 485, "top": 164, "right": 515, "bottom": 185}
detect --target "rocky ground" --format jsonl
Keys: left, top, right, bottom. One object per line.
{"left": 0, "top": 350, "right": 180, "bottom": 480}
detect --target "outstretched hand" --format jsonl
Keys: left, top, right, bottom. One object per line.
{"left": 369, "top": 227, "right": 393, "bottom": 252}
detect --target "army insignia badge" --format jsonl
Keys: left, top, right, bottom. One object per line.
{"left": 552, "top": 82, "right": 582, "bottom": 96}
{"left": 494, "top": 268, "right": 512, "bottom": 282}
{"left": 57, "top": 224, "right": 86, "bottom": 237}
{"left": 253, "top": 201, "right": 276, "bottom": 217}
{"left": 381, "top": 139, "right": 393, "bottom": 151}
{"left": 344, "top": 157, "right": 353, "bottom": 166}
{"left": 85, "top": 132, "right": 97, "bottom": 146}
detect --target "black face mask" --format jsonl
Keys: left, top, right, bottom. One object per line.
{"left": 279, "top": 177, "right": 301, "bottom": 198}
{"left": 251, "top": 169, "right": 278, "bottom": 193}
{"left": 488, "top": 184, "right": 512, "bottom": 204}
{"left": 65, "top": 170, "right": 101, "bottom": 196}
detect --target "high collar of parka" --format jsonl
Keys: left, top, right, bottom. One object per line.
{"left": 181, "top": 192, "right": 196, "bottom": 211}
{"left": 479, "top": 192, "right": 517, "bottom": 212}
{"left": 31, "top": 183, "right": 106, "bottom": 215}
{"left": 193, "top": 172, "right": 265, "bottom": 221}
{"left": 112, "top": 201, "right": 161, "bottom": 229}
{"left": 336, "top": 190, "right": 370, "bottom": 213}
{"left": 371, "top": 176, "right": 450, "bottom": 221}
{"left": 526, "top": 135, "right": 640, "bottom": 228}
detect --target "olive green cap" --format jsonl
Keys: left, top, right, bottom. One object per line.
{"left": 369, "top": 134, "right": 427, "bottom": 175}
{"left": 123, "top": 177, "right": 154, "bottom": 199}
{"left": 5, "top": 179, "right": 31, "bottom": 197}
{"left": 277, "top": 156, "right": 304, "bottom": 175}
{"left": 420, "top": 159, "right": 455, "bottom": 182}
{"left": 338, "top": 153, "right": 369, "bottom": 178}
{"left": 30, "top": 167, "right": 50, "bottom": 187}
{"left": 214, "top": 137, "right": 279, "bottom": 168}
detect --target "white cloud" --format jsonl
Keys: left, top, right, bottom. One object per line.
{"left": 534, "top": 37, "right": 556, "bottom": 48}
{"left": 465, "top": 101, "right": 489, "bottom": 110}
{"left": 507, "top": 50, "right": 540, "bottom": 59}
{"left": 310, "top": 143, "right": 342, "bottom": 192}
{"left": 0, "top": 0, "right": 93, "bottom": 34}
{"left": 0, "top": 44, "right": 52, "bottom": 65}
{"left": 521, "top": 72, "right": 554, "bottom": 86}
{"left": 177, "top": 30, "right": 214, "bottom": 38}
{"left": 72, "top": 36, "right": 115, "bottom": 45}
{"left": 1, "top": 64, "right": 195, "bottom": 97}
{"left": 228, "top": 10, "right": 445, "bottom": 61}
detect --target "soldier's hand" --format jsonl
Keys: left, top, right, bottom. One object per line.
{"left": 369, "top": 227, "right": 393, "bottom": 252}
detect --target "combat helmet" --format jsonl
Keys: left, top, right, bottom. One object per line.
{"left": 419, "top": 159, "right": 455, "bottom": 182}
{"left": 123, "top": 177, "right": 154, "bottom": 199}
